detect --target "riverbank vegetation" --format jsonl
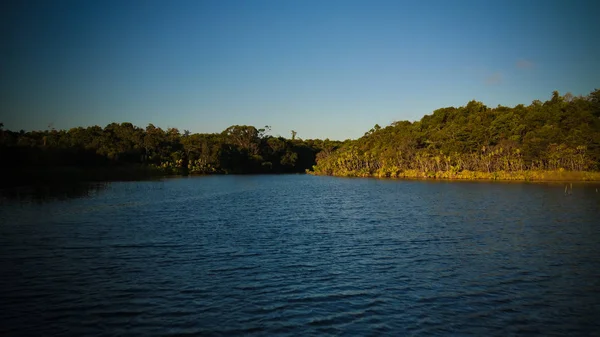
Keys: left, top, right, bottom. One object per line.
{"left": 0, "top": 123, "right": 344, "bottom": 187}
{"left": 1, "top": 89, "right": 599, "bottom": 185}
{"left": 309, "top": 90, "right": 600, "bottom": 181}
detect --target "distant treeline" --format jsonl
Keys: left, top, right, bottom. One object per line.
{"left": 0, "top": 123, "right": 344, "bottom": 176}
{"left": 310, "top": 90, "right": 600, "bottom": 179}
{"left": 1, "top": 89, "right": 599, "bottom": 183}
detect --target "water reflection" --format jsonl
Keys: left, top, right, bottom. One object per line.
{"left": 1, "top": 176, "right": 600, "bottom": 336}
{"left": 0, "top": 183, "right": 108, "bottom": 204}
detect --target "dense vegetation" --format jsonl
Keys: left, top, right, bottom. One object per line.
{"left": 0, "top": 123, "right": 343, "bottom": 186}
{"left": 310, "top": 90, "right": 600, "bottom": 180}
{"left": 1, "top": 89, "right": 599, "bottom": 185}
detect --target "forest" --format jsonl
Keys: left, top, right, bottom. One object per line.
{"left": 0, "top": 121, "right": 343, "bottom": 186}
{"left": 310, "top": 90, "right": 600, "bottom": 180}
{"left": 1, "top": 89, "right": 599, "bottom": 185}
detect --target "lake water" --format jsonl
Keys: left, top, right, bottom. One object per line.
{"left": 1, "top": 175, "right": 600, "bottom": 336}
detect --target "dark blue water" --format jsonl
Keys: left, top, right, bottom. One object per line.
{"left": 1, "top": 175, "right": 600, "bottom": 336}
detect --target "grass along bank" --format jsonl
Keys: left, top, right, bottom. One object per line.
{"left": 308, "top": 169, "right": 600, "bottom": 182}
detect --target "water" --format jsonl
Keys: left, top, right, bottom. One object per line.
{"left": 1, "top": 175, "right": 599, "bottom": 336}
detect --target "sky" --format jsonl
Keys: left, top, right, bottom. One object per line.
{"left": 1, "top": 0, "right": 599, "bottom": 140}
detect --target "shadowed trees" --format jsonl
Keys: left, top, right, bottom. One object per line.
{"left": 0, "top": 122, "right": 333, "bottom": 177}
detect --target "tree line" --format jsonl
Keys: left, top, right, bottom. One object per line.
{"left": 1, "top": 89, "right": 599, "bottom": 182}
{"left": 0, "top": 123, "right": 344, "bottom": 175}
{"left": 310, "top": 90, "right": 600, "bottom": 179}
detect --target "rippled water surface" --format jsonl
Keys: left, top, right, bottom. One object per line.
{"left": 1, "top": 175, "right": 600, "bottom": 336}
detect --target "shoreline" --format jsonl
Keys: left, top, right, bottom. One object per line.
{"left": 2, "top": 166, "right": 600, "bottom": 188}
{"left": 0, "top": 166, "right": 309, "bottom": 188}
{"left": 307, "top": 169, "right": 600, "bottom": 182}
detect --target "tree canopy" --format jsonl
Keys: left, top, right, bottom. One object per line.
{"left": 310, "top": 90, "right": 600, "bottom": 178}
{"left": 1, "top": 89, "right": 599, "bottom": 181}
{"left": 0, "top": 123, "right": 343, "bottom": 175}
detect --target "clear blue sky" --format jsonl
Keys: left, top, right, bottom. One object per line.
{"left": 1, "top": 0, "right": 598, "bottom": 140}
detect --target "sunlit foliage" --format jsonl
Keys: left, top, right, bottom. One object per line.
{"left": 309, "top": 90, "right": 600, "bottom": 180}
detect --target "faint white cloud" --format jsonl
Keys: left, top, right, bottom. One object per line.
{"left": 516, "top": 59, "right": 534, "bottom": 69}
{"left": 485, "top": 72, "right": 503, "bottom": 85}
